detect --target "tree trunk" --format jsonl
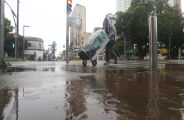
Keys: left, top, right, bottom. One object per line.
{"left": 138, "top": 46, "right": 147, "bottom": 60}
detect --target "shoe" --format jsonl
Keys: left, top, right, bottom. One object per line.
{"left": 104, "top": 62, "right": 109, "bottom": 65}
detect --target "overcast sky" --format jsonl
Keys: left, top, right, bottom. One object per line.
{"left": 4, "top": 0, "right": 184, "bottom": 55}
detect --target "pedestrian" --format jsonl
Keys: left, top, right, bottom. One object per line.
{"left": 103, "top": 15, "right": 117, "bottom": 65}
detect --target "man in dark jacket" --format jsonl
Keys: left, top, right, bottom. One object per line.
{"left": 103, "top": 16, "right": 117, "bottom": 65}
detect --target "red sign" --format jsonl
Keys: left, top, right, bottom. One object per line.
{"left": 13, "top": 34, "right": 18, "bottom": 39}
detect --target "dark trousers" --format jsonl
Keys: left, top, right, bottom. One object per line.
{"left": 105, "top": 40, "right": 117, "bottom": 63}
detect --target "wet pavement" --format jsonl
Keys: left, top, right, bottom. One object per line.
{"left": 0, "top": 61, "right": 184, "bottom": 120}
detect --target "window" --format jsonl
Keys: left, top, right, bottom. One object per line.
{"left": 39, "top": 43, "right": 41, "bottom": 49}
{"left": 28, "top": 43, "right": 31, "bottom": 47}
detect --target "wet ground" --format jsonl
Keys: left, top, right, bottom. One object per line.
{"left": 0, "top": 61, "right": 184, "bottom": 120}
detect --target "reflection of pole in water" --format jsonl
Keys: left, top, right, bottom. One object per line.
{"left": 146, "top": 69, "right": 160, "bottom": 120}
{"left": 15, "top": 89, "right": 19, "bottom": 120}
{"left": 180, "top": 110, "right": 184, "bottom": 120}
{"left": 64, "top": 80, "right": 87, "bottom": 119}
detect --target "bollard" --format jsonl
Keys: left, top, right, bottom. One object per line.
{"left": 149, "top": 16, "right": 158, "bottom": 70}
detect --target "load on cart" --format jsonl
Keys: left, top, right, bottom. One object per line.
{"left": 78, "top": 15, "right": 116, "bottom": 66}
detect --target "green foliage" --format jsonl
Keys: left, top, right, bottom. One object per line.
{"left": 4, "top": 57, "right": 23, "bottom": 61}
{"left": 4, "top": 33, "right": 15, "bottom": 57}
{"left": 114, "top": 0, "right": 184, "bottom": 59}
{"left": 4, "top": 18, "right": 13, "bottom": 40}
{"left": 158, "top": 7, "right": 184, "bottom": 58}
{"left": 115, "top": 6, "right": 149, "bottom": 59}
{"left": 4, "top": 18, "right": 14, "bottom": 57}
{"left": 4, "top": 18, "right": 25, "bottom": 58}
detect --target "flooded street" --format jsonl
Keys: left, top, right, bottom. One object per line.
{"left": 0, "top": 61, "right": 184, "bottom": 120}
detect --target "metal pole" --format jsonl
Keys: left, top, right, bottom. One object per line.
{"left": 16, "top": 0, "right": 19, "bottom": 57}
{"left": 169, "top": 34, "right": 171, "bottom": 59}
{"left": 124, "top": 35, "right": 126, "bottom": 60}
{"left": 23, "top": 26, "right": 24, "bottom": 61}
{"left": 179, "top": 48, "right": 181, "bottom": 60}
{"left": 0, "top": 0, "right": 4, "bottom": 64}
{"left": 149, "top": 15, "right": 158, "bottom": 70}
{"left": 66, "top": 0, "right": 69, "bottom": 63}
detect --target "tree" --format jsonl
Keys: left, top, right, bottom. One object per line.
{"left": 115, "top": 6, "right": 149, "bottom": 59}
{"left": 4, "top": 18, "right": 13, "bottom": 40}
{"left": 4, "top": 18, "right": 14, "bottom": 57}
{"left": 115, "top": 0, "right": 184, "bottom": 59}
{"left": 158, "top": 7, "right": 184, "bottom": 58}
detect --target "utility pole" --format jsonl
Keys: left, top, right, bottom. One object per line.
{"left": 16, "top": 0, "right": 19, "bottom": 58}
{"left": 0, "top": 0, "right": 4, "bottom": 64}
{"left": 66, "top": 0, "right": 72, "bottom": 63}
{"left": 66, "top": 12, "right": 69, "bottom": 63}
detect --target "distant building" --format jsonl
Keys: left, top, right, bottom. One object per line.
{"left": 168, "top": 0, "right": 181, "bottom": 10}
{"left": 24, "top": 37, "right": 44, "bottom": 61}
{"left": 116, "top": 0, "right": 132, "bottom": 12}
{"left": 116, "top": 0, "right": 181, "bottom": 12}
{"left": 70, "top": 4, "right": 86, "bottom": 49}
{"left": 82, "top": 32, "right": 92, "bottom": 44}
{"left": 43, "top": 50, "right": 49, "bottom": 61}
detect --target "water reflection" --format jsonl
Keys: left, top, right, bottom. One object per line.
{"left": 0, "top": 88, "right": 19, "bottom": 120}
{"left": 146, "top": 70, "right": 160, "bottom": 120}
{"left": 63, "top": 67, "right": 146, "bottom": 120}
{"left": 2, "top": 63, "right": 184, "bottom": 120}
{"left": 63, "top": 66, "right": 184, "bottom": 120}
{"left": 64, "top": 80, "right": 87, "bottom": 120}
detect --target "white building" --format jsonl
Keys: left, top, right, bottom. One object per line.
{"left": 24, "top": 37, "right": 44, "bottom": 61}
{"left": 116, "top": 0, "right": 181, "bottom": 12}
{"left": 168, "top": 0, "right": 181, "bottom": 10}
{"left": 116, "top": 0, "right": 132, "bottom": 12}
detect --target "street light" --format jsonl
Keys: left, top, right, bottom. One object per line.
{"left": 23, "top": 25, "right": 30, "bottom": 61}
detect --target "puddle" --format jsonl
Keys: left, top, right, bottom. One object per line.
{"left": 0, "top": 63, "right": 184, "bottom": 120}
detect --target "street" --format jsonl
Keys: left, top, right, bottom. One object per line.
{"left": 0, "top": 61, "right": 184, "bottom": 120}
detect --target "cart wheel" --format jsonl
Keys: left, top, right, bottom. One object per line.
{"left": 91, "top": 59, "right": 97, "bottom": 67}
{"left": 82, "top": 60, "right": 87, "bottom": 67}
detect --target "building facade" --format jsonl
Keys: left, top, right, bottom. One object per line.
{"left": 116, "top": 0, "right": 132, "bottom": 12}
{"left": 168, "top": 0, "right": 181, "bottom": 10}
{"left": 24, "top": 37, "right": 44, "bottom": 61}
{"left": 70, "top": 4, "right": 86, "bottom": 49}
{"left": 82, "top": 32, "right": 92, "bottom": 44}
{"left": 116, "top": 0, "right": 181, "bottom": 12}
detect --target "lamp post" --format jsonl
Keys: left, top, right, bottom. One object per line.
{"left": 23, "top": 25, "right": 30, "bottom": 61}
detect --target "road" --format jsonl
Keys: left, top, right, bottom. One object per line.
{"left": 0, "top": 61, "right": 184, "bottom": 120}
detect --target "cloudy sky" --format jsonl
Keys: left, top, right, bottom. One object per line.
{"left": 4, "top": 0, "right": 184, "bottom": 55}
